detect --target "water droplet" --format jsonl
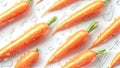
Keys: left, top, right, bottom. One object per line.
{"left": 103, "top": 5, "right": 114, "bottom": 21}
{"left": 48, "top": 46, "right": 55, "bottom": 51}
{"left": 116, "top": 0, "right": 120, "bottom": 5}
{"left": 70, "top": 2, "right": 81, "bottom": 10}
{"left": 9, "top": 28, "right": 15, "bottom": 34}
{"left": 42, "top": 5, "right": 45, "bottom": 9}
{"left": 0, "top": 0, "right": 7, "bottom": 6}
{"left": 30, "top": 15, "right": 37, "bottom": 22}
{"left": 20, "top": 20, "right": 27, "bottom": 27}
{"left": 56, "top": 37, "right": 62, "bottom": 45}
{"left": 60, "top": 13, "right": 68, "bottom": 20}
{"left": 114, "top": 40, "right": 120, "bottom": 46}
{"left": 1, "top": 59, "right": 13, "bottom": 67}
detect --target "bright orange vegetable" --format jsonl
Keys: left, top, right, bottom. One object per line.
{"left": 0, "top": 16, "right": 57, "bottom": 60}
{"left": 45, "top": 21, "right": 98, "bottom": 67}
{"left": 89, "top": 17, "right": 120, "bottom": 49}
{"left": 15, "top": 49, "right": 39, "bottom": 68}
{"left": 109, "top": 52, "right": 120, "bottom": 68}
{"left": 52, "top": 0, "right": 109, "bottom": 35}
{"left": 62, "top": 49, "right": 106, "bottom": 68}
{"left": 41, "top": 0, "right": 78, "bottom": 16}
{"left": 0, "top": 0, "right": 32, "bottom": 26}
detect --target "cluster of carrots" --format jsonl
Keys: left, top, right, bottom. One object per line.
{"left": 0, "top": 0, "right": 120, "bottom": 68}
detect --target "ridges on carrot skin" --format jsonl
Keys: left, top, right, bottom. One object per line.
{"left": 0, "top": 1, "right": 31, "bottom": 26}
{"left": 44, "top": 20, "right": 98, "bottom": 67}
{"left": 0, "top": 16, "right": 57, "bottom": 60}
{"left": 109, "top": 52, "right": 120, "bottom": 68}
{"left": 15, "top": 49, "right": 39, "bottom": 68}
{"left": 52, "top": 0, "right": 109, "bottom": 35}
{"left": 62, "top": 49, "right": 106, "bottom": 68}
{"left": 89, "top": 17, "right": 120, "bottom": 49}
{"left": 41, "top": 0, "right": 78, "bottom": 17}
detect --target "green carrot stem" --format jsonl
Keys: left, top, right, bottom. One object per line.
{"left": 96, "top": 48, "right": 106, "bottom": 55}
{"left": 103, "top": 0, "right": 109, "bottom": 3}
{"left": 36, "top": 48, "right": 40, "bottom": 52}
{"left": 86, "top": 20, "right": 98, "bottom": 33}
{"left": 28, "top": 0, "right": 33, "bottom": 3}
{"left": 47, "top": 16, "right": 57, "bottom": 26}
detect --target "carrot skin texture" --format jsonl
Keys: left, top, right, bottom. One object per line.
{"left": 89, "top": 17, "right": 120, "bottom": 49}
{"left": 0, "top": 1, "right": 30, "bottom": 25}
{"left": 48, "top": 0, "right": 77, "bottom": 11}
{"left": 53, "top": 1, "right": 105, "bottom": 35}
{"left": 46, "top": 30, "right": 89, "bottom": 66}
{"left": 0, "top": 23, "right": 49, "bottom": 59}
{"left": 110, "top": 52, "right": 120, "bottom": 68}
{"left": 62, "top": 50, "right": 96, "bottom": 68}
{"left": 15, "top": 50, "right": 39, "bottom": 68}
{"left": 42, "top": 0, "right": 78, "bottom": 16}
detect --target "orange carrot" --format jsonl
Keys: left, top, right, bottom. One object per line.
{"left": 0, "top": 16, "right": 57, "bottom": 60}
{"left": 52, "top": 0, "right": 109, "bottom": 35}
{"left": 45, "top": 21, "right": 98, "bottom": 67}
{"left": 15, "top": 48, "right": 39, "bottom": 68}
{"left": 62, "top": 49, "right": 106, "bottom": 68}
{"left": 89, "top": 17, "right": 120, "bottom": 49}
{"left": 41, "top": 0, "right": 78, "bottom": 16}
{"left": 109, "top": 52, "right": 120, "bottom": 68}
{"left": 0, "top": 0, "right": 32, "bottom": 26}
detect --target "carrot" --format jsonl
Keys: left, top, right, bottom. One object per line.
{"left": 41, "top": 0, "right": 78, "bottom": 17}
{"left": 36, "top": 0, "right": 43, "bottom": 4}
{"left": 62, "top": 49, "right": 106, "bottom": 68}
{"left": 15, "top": 48, "right": 39, "bottom": 68}
{"left": 0, "top": 0, "right": 32, "bottom": 26}
{"left": 89, "top": 17, "right": 120, "bottom": 49}
{"left": 0, "top": 16, "right": 57, "bottom": 60}
{"left": 108, "top": 52, "right": 120, "bottom": 68}
{"left": 45, "top": 21, "right": 98, "bottom": 67}
{"left": 52, "top": 0, "right": 109, "bottom": 35}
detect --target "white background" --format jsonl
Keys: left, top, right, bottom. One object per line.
{"left": 0, "top": 0, "right": 120, "bottom": 68}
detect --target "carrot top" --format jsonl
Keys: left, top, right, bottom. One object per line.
{"left": 47, "top": 16, "right": 57, "bottom": 26}
{"left": 87, "top": 21, "right": 98, "bottom": 33}
{"left": 36, "top": 48, "right": 40, "bottom": 53}
{"left": 103, "top": 0, "right": 109, "bottom": 3}
{"left": 28, "top": 0, "right": 33, "bottom": 3}
{"left": 95, "top": 48, "right": 106, "bottom": 55}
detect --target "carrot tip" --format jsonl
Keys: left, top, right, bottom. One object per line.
{"left": 41, "top": 10, "right": 49, "bottom": 17}
{"left": 36, "top": 0, "right": 42, "bottom": 4}
{"left": 52, "top": 30, "right": 58, "bottom": 36}
{"left": 88, "top": 45, "right": 94, "bottom": 49}
{"left": 44, "top": 62, "right": 49, "bottom": 68}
